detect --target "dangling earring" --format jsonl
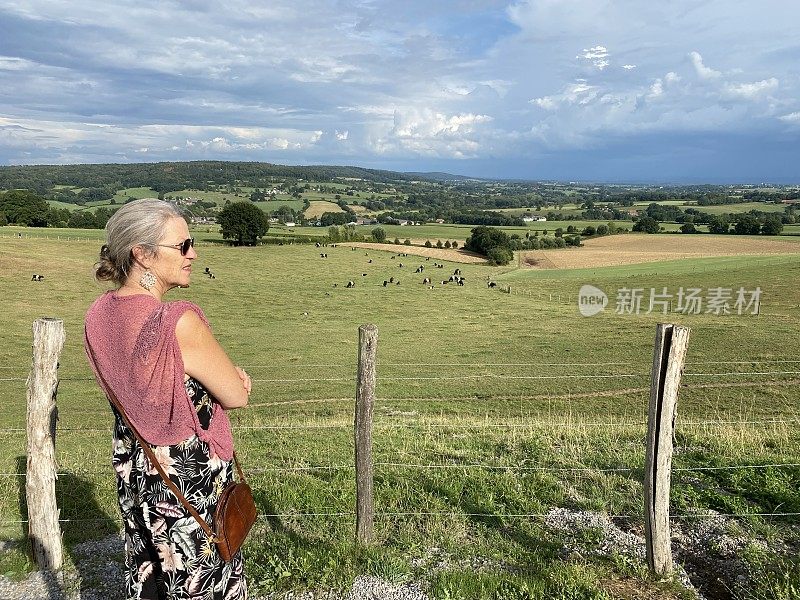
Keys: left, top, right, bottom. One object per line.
{"left": 139, "top": 270, "right": 157, "bottom": 291}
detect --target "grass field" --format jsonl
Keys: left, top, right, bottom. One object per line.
{"left": 0, "top": 229, "right": 799, "bottom": 598}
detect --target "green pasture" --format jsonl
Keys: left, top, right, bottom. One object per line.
{"left": 110, "top": 187, "right": 157, "bottom": 203}
{"left": 697, "top": 202, "right": 788, "bottom": 215}
{"left": 0, "top": 232, "right": 798, "bottom": 597}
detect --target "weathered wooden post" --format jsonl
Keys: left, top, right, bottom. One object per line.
{"left": 26, "top": 318, "right": 65, "bottom": 570}
{"left": 644, "top": 323, "right": 690, "bottom": 577}
{"left": 355, "top": 324, "right": 377, "bottom": 544}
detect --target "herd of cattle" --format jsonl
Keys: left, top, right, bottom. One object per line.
{"left": 324, "top": 248, "right": 496, "bottom": 290}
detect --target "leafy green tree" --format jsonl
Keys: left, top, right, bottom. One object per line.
{"left": 633, "top": 216, "right": 659, "bottom": 234}
{"left": 218, "top": 202, "right": 269, "bottom": 245}
{"left": 761, "top": 215, "right": 784, "bottom": 235}
{"left": 444, "top": 240, "right": 451, "bottom": 248}
{"left": 582, "top": 225, "right": 596, "bottom": 236}
{"left": 404, "top": 239, "right": 411, "bottom": 245}
{"left": 708, "top": 215, "right": 729, "bottom": 234}
{"left": 596, "top": 224, "right": 609, "bottom": 236}
{"left": 424, "top": 240, "right": 432, "bottom": 248}
{"left": 734, "top": 214, "right": 761, "bottom": 235}
{"left": 371, "top": 227, "right": 386, "bottom": 242}
{"left": 486, "top": 246, "right": 513, "bottom": 265}
{"left": 680, "top": 223, "right": 698, "bottom": 234}
{"left": 451, "top": 240, "right": 458, "bottom": 249}
{"left": 436, "top": 239, "right": 443, "bottom": 248}
{"left": 464, "top": 225, "right": 511, "bottom": 256}
{"left": 0, "top": 190, "right": 50, "bottom": 226}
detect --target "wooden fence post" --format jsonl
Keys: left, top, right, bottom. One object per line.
{"left": 26, "top": 318, "right": 65, "bottom": 571}
{"left": 644, "top": 323, "right": 690, "bottom": 577}
{"left": 355, "top": 324, "right": 377, "bottom": 544}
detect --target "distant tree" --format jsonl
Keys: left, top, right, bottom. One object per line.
{"left": 633, "top": 216, "right": 659, "bottom": 234}
{"left": 582, "top": 225, "right": 596, "bottom": 236}
{"left": 217, "top": 201, "right": 269, "bottom": 246}
{"left": 680, "top": 223, "right": 698, "bottom": 234}
{"left": 555, "top": 227, "right": 564, "bottom": 238}
{"left": 0, "top": 190, "right": 50, "bottom": 226}
{"left": 371, "top": 226, "right": 387, "bottom": 242}
{"left": 404, "top": 239, "right": 411, "bottom": 245}
{"left": 393, "top": 237, "right": 401, "bottom": 245}
{"left": 734, "top": 214, "right": 761, "bottom": 235}
{"left": 761, "top": 215, "right": 784, "bottom": 235}
{"left": 444, "top": 240, "right": 451, "bottom": 248}
{"left": 486, "top": 246, "right": 514, "bottom": 266}
{"left": 424, "top": 240, "right": 432, "bottom": 248}
{"left": 451, "top": 240, "right": 458, "bottom": 249}
{"left": 436, "top": 239, "right": 443, "bottom": 248}
{"left": 596, "top": 224, "right": 609, "bottom": 236}
{"left": 707, "top": 215, "right": 729, "bottom": 234}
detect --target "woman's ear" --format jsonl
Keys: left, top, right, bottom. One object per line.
{"left": 131, "top": 244, "right": 152, "bottom": 269}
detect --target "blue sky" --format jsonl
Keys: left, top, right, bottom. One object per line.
{"left": 1, "top": 0, "right": 798, "bottom": 182}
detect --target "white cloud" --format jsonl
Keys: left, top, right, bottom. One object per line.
{"left": 664, "top": 71, "right": 681, "bottom": 84}
{"left": 725, "top": 78, "right": 779, "bottom": 99}
{"left": 578, "top": 45, "right": 610, "bottom": 70}
{"left": 335, "top": 130, "right": 349, "bottom": 140}
{"left": 778, "top": 112, "right": 800, "bottom": 123}
{"left": 622, "top": 64, "right": 636, "bottom": 70}
{"left": 531, "top": 81, "right": 599, "bottom": 109}
{"left": 689, "top": 51, "right": 721, "bottom": 80}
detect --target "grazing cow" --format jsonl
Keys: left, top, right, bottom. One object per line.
{"left": 426, "top": 257, "right": 430, "bottom": 261}
{"left": 315, "top": 242, "right": 320, "bottom": 247}
{"left": 423, "top": 277, "right": 431, "bottom": 284}
{"left": 458, "top": 278, "right": 465, "bottom": 286}
{"left": 441, "top": 280, "right": 448, "bottom": 285}
{"left": 368, "top": 259, "right": 372, "bottom": 263}
{"left": 204, "top": 267, "right": 210, "bottom": 274}
{"left": 454, "top": 268, "right": 461, "bottom": 276}
{"left": 346, "top": 281, "right": 355, "bottom": 288}
{"left": 333, "top": 283, "right": 338, "bottom": 288}
{"left": 389, "top": 277, "right": 394, "bottom": 283}
{"left": 398, "top": 263, "right": 403, "bottom": 268}
{"left": 396, "top": 281, "right": 400, "bottom": 285}
{"left": 415, "top": 267, "right": 422, "bottom": 273}
{"left": 449, "top": 275, "right": 455, "bottom": 282}
{"left": 488, "top": 281, "right": 497, "bottom": 288}
{"left": 31, "top": 274, "right": 44, "bottom": 281}
{"left": 383, "top": 281, "right": 388, "bottom": 287}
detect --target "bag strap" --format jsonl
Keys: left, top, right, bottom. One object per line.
{"left": 86, "top": 342, "right": 243, "bottom": 540}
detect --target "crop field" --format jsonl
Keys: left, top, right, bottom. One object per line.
{"left": 521, "top": 234, "right": 800, "bottom": 270}
{"left": 305, "top": 200, "right": 345, "bottom": 218}
{"left": 0, "top": 230, "right": 799, "bottom": 598}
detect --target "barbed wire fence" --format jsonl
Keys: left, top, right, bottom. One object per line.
{"left": 1, "top": 319, "right": 799, "bottom": 576}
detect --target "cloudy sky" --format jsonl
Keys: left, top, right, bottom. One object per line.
{"left": 1, "top": 1, "right": 798, "bottom": 182}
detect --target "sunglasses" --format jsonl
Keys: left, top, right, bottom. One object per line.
{"left": 155, "top": 238, "right": 195, "bottom": 256}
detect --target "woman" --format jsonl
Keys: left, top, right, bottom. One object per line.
{"left": 84, "top": 198, "right": 250, "bottom": 600}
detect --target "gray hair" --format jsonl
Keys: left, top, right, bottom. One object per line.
{"left": 95, "top": 198, "right": 184, "bottom": 285}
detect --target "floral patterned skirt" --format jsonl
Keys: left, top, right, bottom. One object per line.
{"left": 112, "top": 378, "right": 247, "bottom": 600}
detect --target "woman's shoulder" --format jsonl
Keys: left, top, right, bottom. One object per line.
{"left": 163, "top": 300, "right": 210, "bottom": 329}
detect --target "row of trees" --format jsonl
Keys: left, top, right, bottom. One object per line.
{"left": 0, "top": 190, "right": 117, "bottom": 228}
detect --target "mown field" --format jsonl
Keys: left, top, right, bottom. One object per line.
{"left": 0, "top": 229, "right": 799, "bottom": 599}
